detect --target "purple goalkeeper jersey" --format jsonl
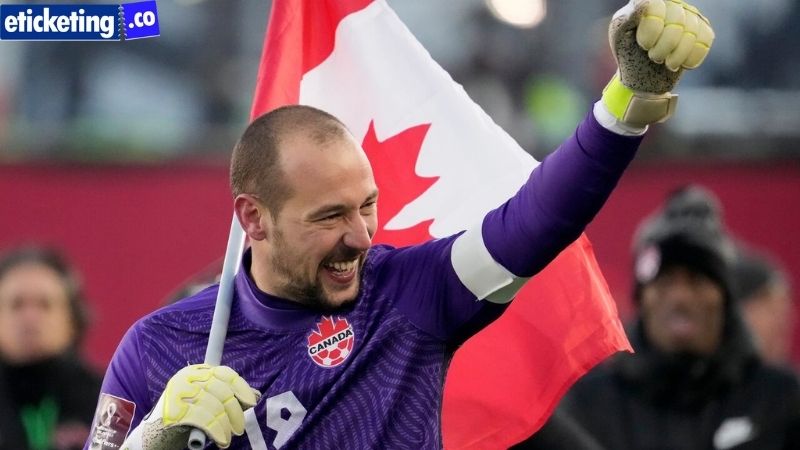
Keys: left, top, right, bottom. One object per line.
{"left": 86, "top": 113, "right": 643, "bottom": 449}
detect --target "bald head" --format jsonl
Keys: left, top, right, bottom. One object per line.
{"left": 230, "top": 105, "right": 352, "bottom": 217}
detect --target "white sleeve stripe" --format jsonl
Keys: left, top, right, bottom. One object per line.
{"left": 485, "top": 275, "right": 530, "bottom": 304}
{"left": 451, "top": 223, "right": 528, "bottom": 304}
{"left": 593, "top": 100, "right": 649, "bottom": 136}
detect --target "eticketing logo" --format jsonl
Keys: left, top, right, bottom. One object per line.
{"left": 0, "top": 1, "right": 159, "bottom": 41}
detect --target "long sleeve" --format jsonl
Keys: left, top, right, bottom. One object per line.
{"left": 482, "top": 111, "right": 643, "bottom": 277}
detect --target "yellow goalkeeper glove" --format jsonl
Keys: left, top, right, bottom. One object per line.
{"left": 602, "top": 0, "right": 715, "bottom": 128}
{"left": 122, "top": 364, "right": 260, "bottom": 450}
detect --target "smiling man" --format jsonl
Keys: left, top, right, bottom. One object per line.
{"left": 231, "top": 110, "right": 378, "bottom": 311}
{"left": 559, "top": 186, "right": 800, "bottom": 450}
{"left": 86, "top": 1, "right": 725, "bottom": 449}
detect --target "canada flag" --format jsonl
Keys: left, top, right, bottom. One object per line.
{"left": 249, "top": 1, "right": 631, "bottom": 448}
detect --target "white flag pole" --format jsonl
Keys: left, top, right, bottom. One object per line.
{"left": 188, "top": 213, "right": 247, "bottom": 449}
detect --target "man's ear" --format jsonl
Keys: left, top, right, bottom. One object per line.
{"left": 234, "top": 194, "right": 269, "bottom": 241}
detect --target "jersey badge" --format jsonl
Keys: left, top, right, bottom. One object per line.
{"left": 87, "top": 393, "right": 136, "bottom": 450}
{"left": 307, "top": 316, "right": 355, "bottom": 368}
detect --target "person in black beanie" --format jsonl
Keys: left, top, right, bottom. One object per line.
{"left": 0, "top": 246, "right": 101, "bottom": 450}
{"left": 557, "top": 185, "right": 800, "bottom": 450}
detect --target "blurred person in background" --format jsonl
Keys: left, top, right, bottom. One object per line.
{"left": 558, "top": 186, "right": 800, "bottom": 449}
{"left": 733, "top": 248, "right": 795, "bottom": 368}
{"left": 0, "top": 247, "right": 102, "bottom": 450}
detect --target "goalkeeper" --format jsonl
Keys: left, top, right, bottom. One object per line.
{"left": 85, "top": 1, "right": 714, "bottom": 449}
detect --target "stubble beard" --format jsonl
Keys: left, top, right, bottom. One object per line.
{"left": 270, "top": 230, "right": 363, "bottom": 312}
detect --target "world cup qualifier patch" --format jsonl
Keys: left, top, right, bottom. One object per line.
{"left": 88, "top": 393, "right": 135, "bottom": 450}
{"left": 307, "top": 316, "right": 355, "bottom": 368}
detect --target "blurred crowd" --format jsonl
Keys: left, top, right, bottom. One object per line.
{"left": 1, "top": 183, "right": 795, "bottom": 449}
{"left": 518, "top": 185, "right": 800, "bottom": 449}
{"left": 1, "top": 0, "right": 799, "bottom": 160}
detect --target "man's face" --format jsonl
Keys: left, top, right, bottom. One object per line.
{"left": 0, "top": 263, "right": 75, "bottom": 364}
{"left": 258, "top": 132, "right": 378, "bottom": 310}
{"left": 640, "top": 265, "right": 725, "bottom": 356}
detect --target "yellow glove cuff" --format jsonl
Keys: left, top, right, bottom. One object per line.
{"left": 601, "top": 73, "right": 678, "bottom": 128}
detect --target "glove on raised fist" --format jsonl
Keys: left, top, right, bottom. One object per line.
{"left": 602, "top": 0, "right": 714, "bottom": 127}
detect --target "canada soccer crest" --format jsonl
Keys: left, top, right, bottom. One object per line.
{"left": 307, "top": 316, "right": 355, "bottom": 368}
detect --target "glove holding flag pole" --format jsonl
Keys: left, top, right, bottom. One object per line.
{"left": 121, "top": 364, "right": 259, "bottom": 450}
{"left": 118, "top": 216, "right": 259, "bottom": 450}
{"left": 597, "top": 0, "right": 714, "bottom": 131}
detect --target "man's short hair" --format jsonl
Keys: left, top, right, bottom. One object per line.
{"left": 230, "top": 105, "right": 351, "bottom": 217}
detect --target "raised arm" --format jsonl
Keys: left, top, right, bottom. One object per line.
{"left": 451, "top": 0, "right": 715, "bottom": 303}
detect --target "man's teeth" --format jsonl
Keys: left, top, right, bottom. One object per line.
{"left": 325, "top": 259, "right": 358, "bottom": 272}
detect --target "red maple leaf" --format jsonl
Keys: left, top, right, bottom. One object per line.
{"left": 308, "top": 316, "right": 350, "bottom": 345}
{"left": 361, "top": 121, "right": 438, "bottom": 248}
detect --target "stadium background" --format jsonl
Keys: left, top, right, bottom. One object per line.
{"left": 1, "top": 0, "right": 798, "bottom": 370}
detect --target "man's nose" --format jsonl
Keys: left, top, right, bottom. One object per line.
{"left": 343, "top": 214, "right": 372, "bottom": 251}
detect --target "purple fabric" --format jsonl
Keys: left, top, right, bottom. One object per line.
{"left": 85, "top": 244, "right": 493, "bottom": 450}
{"left": 482, "top": 112, "right": 643, "bottom": 277}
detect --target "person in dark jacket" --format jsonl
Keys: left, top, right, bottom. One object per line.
{"left": 559, "top": 186, "right": 800, "bottom": 450}
{"left": 0, "top": 246, "right": 102, "bottom": 450}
